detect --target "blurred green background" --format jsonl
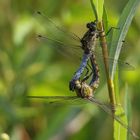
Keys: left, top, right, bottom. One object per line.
{"left": 0, "top": 0, "right": 140, "bottom": 140}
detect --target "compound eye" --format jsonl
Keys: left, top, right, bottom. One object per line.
{"left": 86, "top": 23, "right": 90, "bottom": 28}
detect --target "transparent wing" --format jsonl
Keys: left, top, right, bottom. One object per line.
{"left": 27, "top": 95, "right": 139, "bottom": 138}
{"left": 34, "top": 11, "right": 81, "bottom": 45}
{"left": 37, "top": 34, "right": 83, "bottom": 61}
{"left": 94, "top": 52, "right": 135, "bottom": 71}
{"left": 27, "top": 96, "right": 88, "bottom": 105}
{"left": 88, "top": 97, "right": 139, "bottom": 139}
{"left": 27, "top": 96, "right": 117, "bottom": 107}
{"left": 92, "top": 48, "right": 135, "bottom": 71}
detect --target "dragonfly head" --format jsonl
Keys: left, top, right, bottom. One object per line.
{"left": 86, "top": 21, "right": 97, "bottom": 31}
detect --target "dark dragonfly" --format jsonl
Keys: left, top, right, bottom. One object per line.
{"left": 69, "top": 20, "right": 99, "bottom": 91}
{"left": 29, "top": 11, "right": 138, "bottom": 139}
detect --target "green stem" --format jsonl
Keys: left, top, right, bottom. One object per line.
{"left": 97, "top": 21, "right": 116, "bottom": 113}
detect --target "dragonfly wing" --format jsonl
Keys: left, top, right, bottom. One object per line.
{"left": 87, "top": 97, "right": 139, "bottom": 139}
{"left": 37, "top": 34, "right": 83, "bottom": 60}
{"left": 96, "top": 39, "right": 132, "bottom": 51}
{"left": 92, "top": 49, "right": 135, "bottom": 71}
{"left": 108, "top": 58, "right": 135, "bottom": 71}
{"left": 94, "top": 39, "right": 135, "bottom": 71}
{"left": 28, "top": 95, "right": 139, "bottom": 138}
{"left": 27, "top": 96, "right": 88, "bottom": 105}
{"left": 34, "top": 11, "right": 84, "bottom": 64}
{"left": 34, "top": 11, "right": 81, "bottom": 45}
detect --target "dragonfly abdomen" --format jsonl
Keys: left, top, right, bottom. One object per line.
{"left": 69, "top": 53, "right": 91, "bottom": 91}
{"left": 90, "top": 54, "right": 100, "bottom": 91}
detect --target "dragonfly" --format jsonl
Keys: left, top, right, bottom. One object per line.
{"left": 31, "top": 11, "right": 138, "bottom": 138}
{"left": 69, "top": 20, "right": 100, "bottom": 91}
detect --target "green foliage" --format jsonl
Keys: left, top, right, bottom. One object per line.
{"left": 114, "top": 70, "right": 127, "bottom": 140}
{"left": 0, "top": 0, "right": 140, "bottom": 140}
{"left": 90, "top": 0, "right": 104, "bottom": 21}
{"left": 113, "top": 69, "right": 125, "bottom": 140}
{"left": 110, "top": 0, "right": 140, "bottom": 79}
{"left": 91, "top": 0, "right": 140, "bottom": 139}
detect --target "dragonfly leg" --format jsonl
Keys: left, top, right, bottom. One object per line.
{"left": 84, "top": 64, "right": 90, "bottom": 78}
{"left": 105, "top": 27, "right": 120, "bottom": 36}
{"left": 82, "top": 71, "right": 92, "bottom": 82}
{"left": 82, "top": 61, "right": 93, "bottom": 82}
{"left": 87, "top": 60, "right": 92, "bottom": 70}
{"left": 97, "top": 27, "right": 120, "bottom": 37}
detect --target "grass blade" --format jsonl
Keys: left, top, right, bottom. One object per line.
{"left": 90, "top": 0, "right": 104, "bottom": 21}
{"left": 110, "top": 0, "right": 140, "bottom": 79}
{"left": 114, "top": 107, "right": 128, "bottom": 140}
{"left": 113, "top": 70, "right": 127, "bottom": 140}
{"left": 124, "top": 84, "right": 132, "bottom": 140}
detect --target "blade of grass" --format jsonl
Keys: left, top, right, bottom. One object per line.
{"left": 108, "top": 0, "right": 140, "bottom": 138}
{"left": 102, "top": 6, "right": 109, "bottom": 33}
{"left": 110, "top": 0, "right": 140, "bottom": 80}
{"left": 90, "top": 0, "right": 104, "bottom": 21}
{"left": 124, "top": 84, "right": 132, "bottom": 140}
{"left": 113, "top": 69, "right": 139, "bottom": 139}
{"left": 114, "top": 107, "right": 128, "bottom": 140}
{"left": 113, "top": 69, "right": 127, "bottom": 140}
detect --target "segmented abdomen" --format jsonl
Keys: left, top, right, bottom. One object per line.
{"left": 90, "top": 54, "right": 100, "bottom": 91}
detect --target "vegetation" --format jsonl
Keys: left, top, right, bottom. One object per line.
{"left": 0, "top": 0, "right": 140, "bottom": 140}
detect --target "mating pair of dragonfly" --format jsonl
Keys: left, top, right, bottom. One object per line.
{"left": 28, "top": 11, "right": 138, "bottom": 138}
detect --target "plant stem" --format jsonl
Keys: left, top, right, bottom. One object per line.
{"left": 97, "top": 21, "right": 116, "bottom": 113}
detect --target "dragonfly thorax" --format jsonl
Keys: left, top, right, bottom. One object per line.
{"left": 81, "top": 21, "right": 98, "bottom": 54}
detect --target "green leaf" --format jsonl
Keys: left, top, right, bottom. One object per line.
{"left": 114, "top": 107, "right": 128, "bottom": 140}
{"left": 109, "top": 0, "right": 140, "bottom": 79}
{"left": 113, "top": 70, "right": 127, "bottom": 140}
{"left": 124, "top": 84, "right": 132, "bottom": 140}
{"left": 90, "top": 0, "right": 104, "bottom": 21}
{"left": 113, "top": 66, "right": 119, "bottom": 103}
{"left": 102, "top": 6, "right": 109, "bottom": 33}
